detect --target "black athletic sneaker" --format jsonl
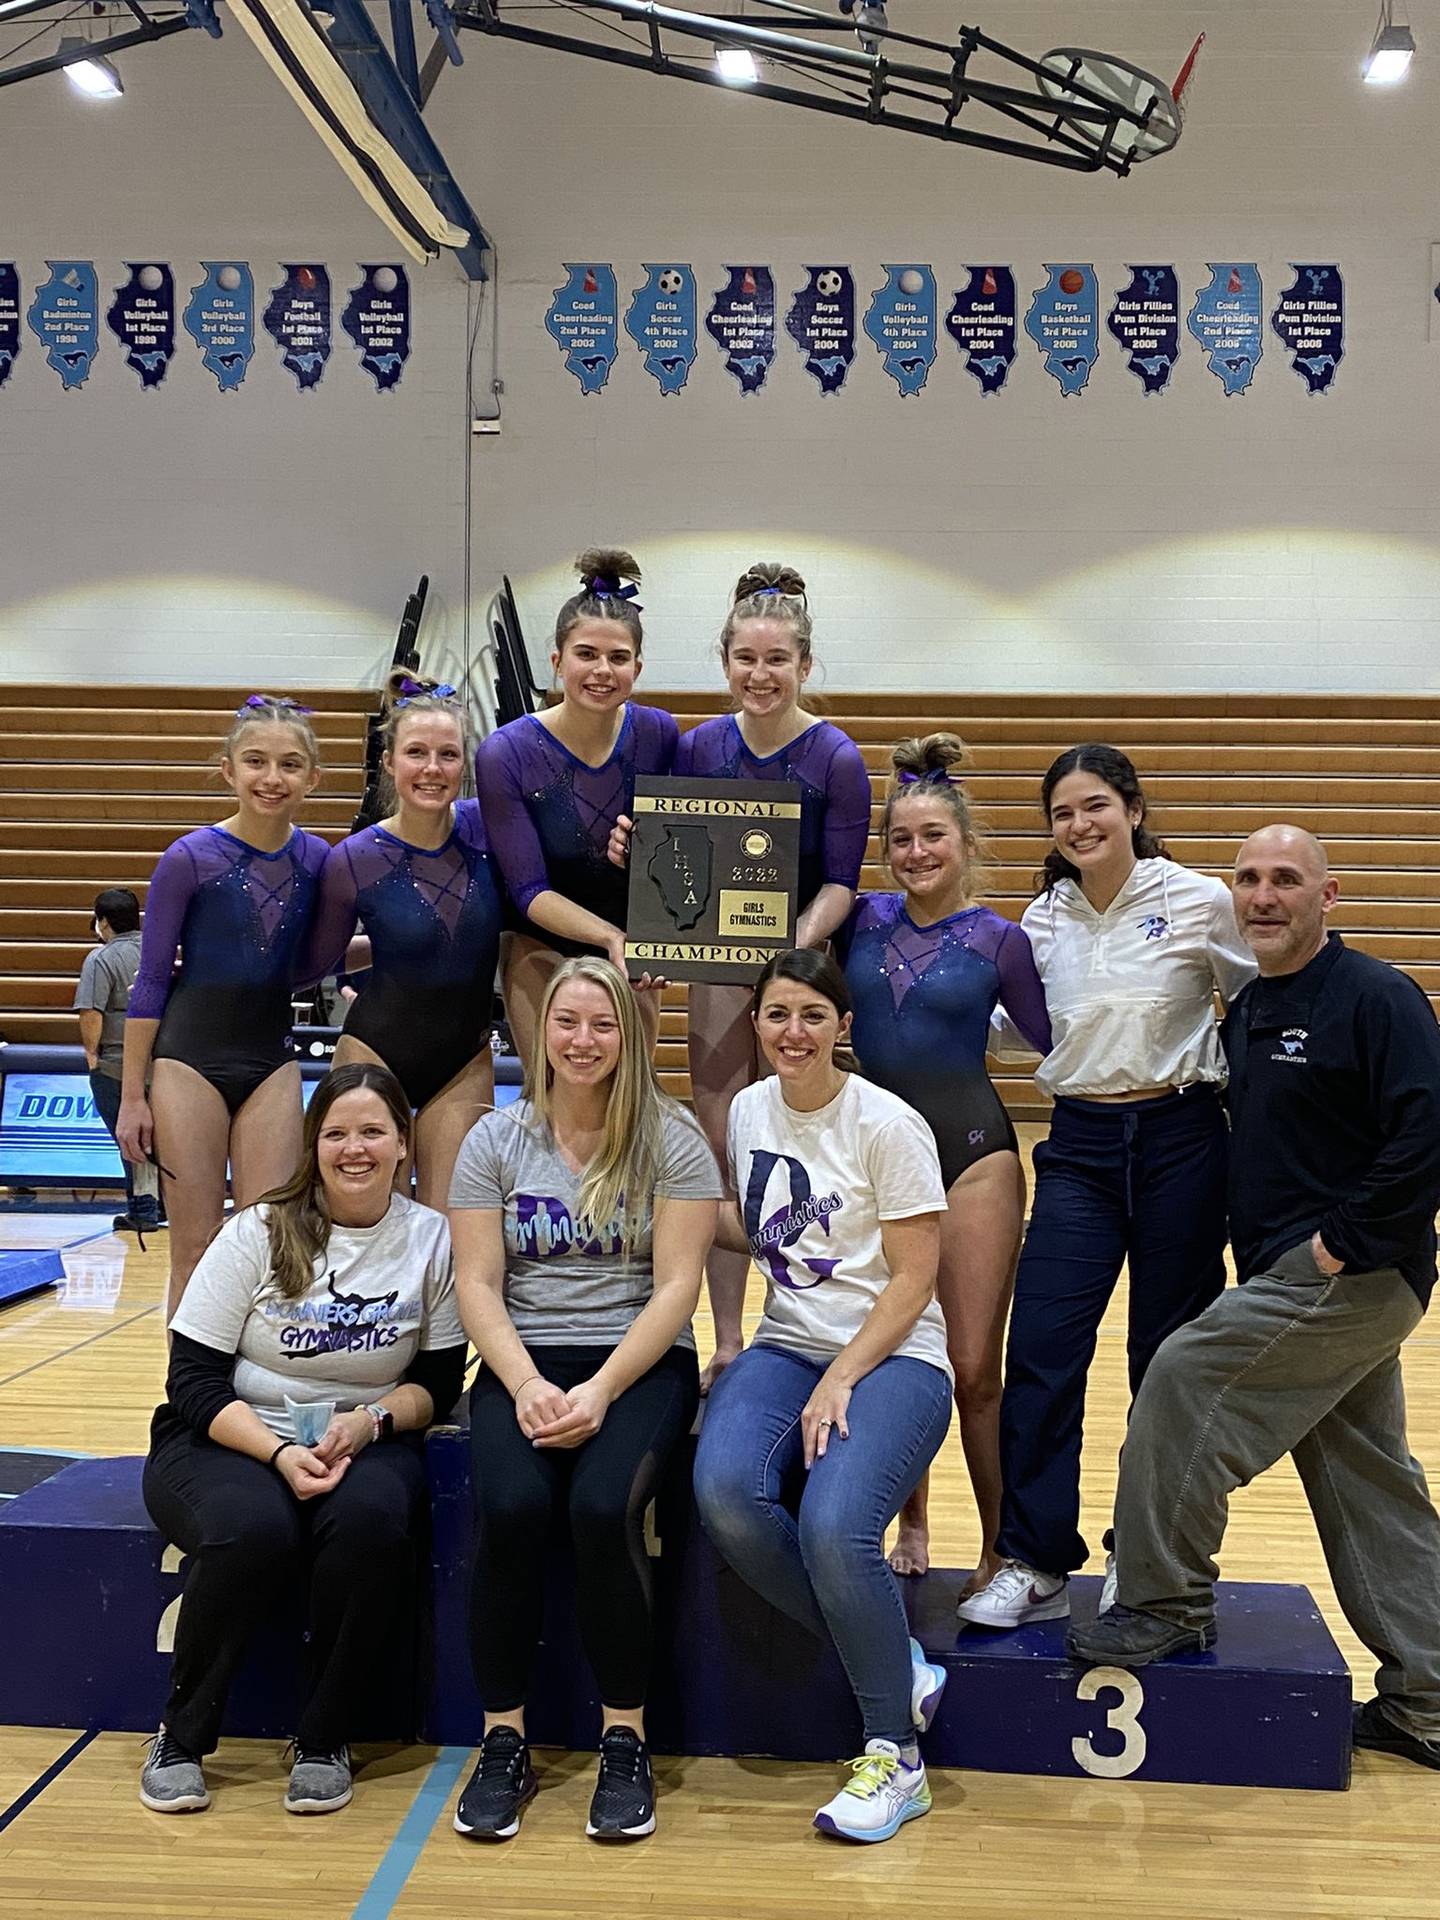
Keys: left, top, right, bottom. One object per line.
{"left": 453, "top": 1727, "right": 538, "bottom": 1840}
{"left": 1353, "top": 1698, "right": 1440, "bottom": 1771}
{"left": 585, "top": 1727, "right": 656, "bottom": 1840}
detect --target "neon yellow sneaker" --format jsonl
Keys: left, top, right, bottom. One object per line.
{"left": 812, "top": 1739, "right": 931, "bottom": 1842}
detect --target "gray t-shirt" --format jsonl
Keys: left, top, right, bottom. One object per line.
{"left": 170, "top": 1194, "right": 463, "bottom": 1439}
{"left": 73, "top": 931, "right": 143, "bottom": 1078}
{"left": 449, "top": 1099, "right": 722, "bottom": 1349}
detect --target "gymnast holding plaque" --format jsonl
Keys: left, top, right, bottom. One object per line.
{"left": 612, "top": 563, "right": 871, "bottom": 1392}
{"left": 476, "top": 549, "right": 676, "bottom": 1066}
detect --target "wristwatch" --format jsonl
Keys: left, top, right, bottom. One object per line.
{"left": 365, "top": 1403, "right": 395, "bottom": 1444}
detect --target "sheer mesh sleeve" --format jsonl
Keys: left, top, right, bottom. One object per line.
{"left": 295, "top": 839, "right": 362, "bottom": 986}
{"left": 994, "top": 919, "right": 1053, "bottom": 1055}
{"left": 476, "top": 725, "right": 552, "bottom": 914}
{"left": 821, "top": 732, "right": 873, "bottom": 890}
{"left": 128, "top": 836, "right": 201, "bottom": 1019}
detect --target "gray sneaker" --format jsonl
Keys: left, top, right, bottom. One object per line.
{"left": 139, "top": 1727, "right": 210, "bottom": 1813}
{"left": 285, "top": 1743, "right": 353, "bottom": 1814}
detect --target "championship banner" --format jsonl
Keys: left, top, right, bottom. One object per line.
{"left": 547, "top": 263, "right": 617, "bottom": 395}
{"left": 343, "top": 264, "right": 410, "bottom": 392}
{"left": 1188, "top": 263, "right": 1263, "bottom": 395}
{"left": 1270, "top": 264, "right": 1344, "bottom": 395}
{"left": 265, "top": 264, "right": 332, "bottom": 391}
{"left": 1107, "top": 265, "right": 1180, "bottom": 395}
{"left": 1025, "top": 263, "right": 1099, "bottom": 396}
{"left": 27, "top": 261, "right": 99, "bottom": 390}
{"left": 624, "top": 778, "right": 800, "bottom": 984}
{"left": 946, "top": 265, "right": 1017, "bottom": 395}
{"left": 706, "top": 266, "right": 776, "bottom": 395}
{"left": 625, "top": 264, "right": 697, "bottom": 395}
{"left": 864, "top": 265, "right": 937, "bottom": 396}
{"left": 0, "top": 265, "right": 20, "bottom": 390}
{"left": 184, "top": 262, "right": 254, "bottom": 392}
{"left": 786, "top": 266, "right": 856, "bottom": 396}
{"left": 107, "top": 263, "right": 176, "bottom": 390}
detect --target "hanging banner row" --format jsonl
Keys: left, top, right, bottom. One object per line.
{"left": 0, "top": 262, "right": 412, "bottom": 393}
{"left": 548, "top": 263, "right": 1346, "bottom": 399}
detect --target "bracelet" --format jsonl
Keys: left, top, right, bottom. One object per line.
{"left": 511, "top": 1373, "right": 541, "bottom": 1400}
{"left": 269, "top": 1440, "right": 298, "bottom": 1470}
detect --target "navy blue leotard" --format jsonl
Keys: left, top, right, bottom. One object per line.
{"left": 836, "top": 894, "right": 1052, "bottom": 1185}
{"left": 131, "top": 825, "right": 329, "bottom": 1114}
{"left": 305, "top": 799, "right": 503, "bottom": 1109}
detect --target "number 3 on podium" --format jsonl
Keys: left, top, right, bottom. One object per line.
{"left": 1073, "top": 1667, "right": 1147, "bottom": 1778}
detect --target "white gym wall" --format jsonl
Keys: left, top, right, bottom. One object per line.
{"left": 2, "top": 2, "right": 1437, "bottom": 693}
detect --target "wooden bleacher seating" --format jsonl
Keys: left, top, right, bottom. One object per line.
{"left": 3, "top": 685, "right": 1438, "bottom": 1123}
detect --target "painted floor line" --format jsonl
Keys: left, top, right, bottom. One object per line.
{"left": 351, "top": 1745, "right": 472, "bottom": 1920}
{"left": 0, "top": 1302, "right": 160, "bottom": 1390}
{"left": 0, "top": 1728, "right": 99, "bottom": 1834}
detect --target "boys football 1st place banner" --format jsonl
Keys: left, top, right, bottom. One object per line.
{"left": 625, "top": 779, "right": 801, "bottom": 984}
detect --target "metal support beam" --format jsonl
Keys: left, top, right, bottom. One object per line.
{"left": 322, "top": 0, "right": 490, "bottom": 278}
{"left": 387, "top": 0, "right": 423, "bottom": 101}
{"left": 0, "top": 14, "right": 193, "bottom": 89}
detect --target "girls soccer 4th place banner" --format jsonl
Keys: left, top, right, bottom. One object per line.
{"left": 624, "top": 779, "right": 800, "bottom": 983}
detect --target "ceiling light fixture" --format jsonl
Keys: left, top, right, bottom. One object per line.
{"left": 1363, "top": 2, "right": 1415, "bottom": 82}
{"left": 56, "top": 33, "right": 124, "bottom": 98}
{"left": 715, "top": 44, "right": 758, "bottom": 82}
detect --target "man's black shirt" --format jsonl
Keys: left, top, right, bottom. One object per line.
{"left": 1221, "top": 933, "right": 1440, "bottom": 1307}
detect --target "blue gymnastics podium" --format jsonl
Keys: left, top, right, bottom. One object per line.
{"left": 0, "top": 1433, "right": 1352, "bottom": 1790}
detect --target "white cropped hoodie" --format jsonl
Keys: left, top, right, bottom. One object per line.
{"left": 1003, "top": 857, "right": 1257, "bottom": 1100}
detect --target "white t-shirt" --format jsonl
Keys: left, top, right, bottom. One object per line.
{"left": 171, "top": 1195, "right": 463, "bottom": 1439}
{"left": 728, "top": 1074, "right": 952, "bottom": 1380}
{"left": 1009, "top": 858, "right": 1257, "bottom": 1099}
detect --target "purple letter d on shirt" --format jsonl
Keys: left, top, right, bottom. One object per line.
{"left": 743, "top": 1150, "right": 842, "bottom": 1290}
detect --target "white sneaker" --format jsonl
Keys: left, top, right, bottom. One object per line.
{"left": 955, "top": 1560, "right": 1069, "bottom": 1629}
{"left": 908, "top": 1636, "right": 946, "bottom": 1732}
{"left": 1099, "top": 1543, "right": 1118, "bottom": 1616}
{"left": 813, "top": 1740, "right": 931, "bottom": 1843}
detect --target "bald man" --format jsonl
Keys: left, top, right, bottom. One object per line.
{"left": 1069, "top": 826, "right": 1440, "bottom": 1771}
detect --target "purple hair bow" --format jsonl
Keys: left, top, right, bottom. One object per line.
{"left": 396, "top": 677, "right": 457, "bottom": 706}
{"left": 586, "top": 574, "right": 644, "bottom": 612}
{"left": 896, "top": 768, "right": 961, "bottom": 787}
{"left": 237, "top": 693, "right": 314, "bottom": 716}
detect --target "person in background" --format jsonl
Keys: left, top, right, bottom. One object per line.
{"left": 74, "top": 887, "right": 161, "bottom": 1235}
{"left": 476, "top": 549, "right": 674, "bottom": 1067}
{"left": 304, "top": 672, "right": 502, "bottom": 1209}
{"left": 1068, "top": 827, "right": 1440, "bottom": 1778}
{"left": 960, "top": 744, "right": 1255, "bottom": 1632}
{"left": 608, "top": 563, "right": 872, "bottom": 1393}
{"left": 448, "top": 956, "right": 719, "bottom": 1844}
{"left": 117, "top": 696, "right": 329, "bottom": 1323}
{"left": 694, "top": 949, "right": 952, "bottom": 1845}
{"left": 835, "top": 735, "right": 1051, "bottom": 1593}
{"left": 139, "top": 1062, "right": 465, "bottom": 1818}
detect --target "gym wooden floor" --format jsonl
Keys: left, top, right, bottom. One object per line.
{"left": 2, "top": 1134, "right": 1439, "bottom": 1920}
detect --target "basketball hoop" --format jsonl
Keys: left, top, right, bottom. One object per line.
{"left": 1036, "top": 37, "right": 1201, "bottom": 164}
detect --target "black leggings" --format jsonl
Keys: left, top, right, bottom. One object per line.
{"left": 142, "top": 1410, "right": 427, "bottom": 1753}
{"left": 468, "top": 1344, "right": 699, "bottom": 1713}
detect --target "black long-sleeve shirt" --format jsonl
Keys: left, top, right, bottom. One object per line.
{"left": 1221, "top": 933, "right": 1440, "bottom": 1307}
{"left": 165, "top": 1332, "right": 469, "bottom": 1438}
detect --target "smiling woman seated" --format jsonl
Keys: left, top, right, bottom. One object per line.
{"left": 138, "top": 1061, "right": 467, "bottom": 1819}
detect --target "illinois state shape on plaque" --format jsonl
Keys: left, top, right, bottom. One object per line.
{"left": 625, "top": 778, "right": 800, "bottom": 984}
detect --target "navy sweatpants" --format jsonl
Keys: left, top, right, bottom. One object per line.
{"left": 995, "top": 1086, "right": 1230, "bottom": 1576}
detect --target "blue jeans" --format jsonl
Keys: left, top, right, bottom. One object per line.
{"left": 996, "top": 1086, "right": 1229, "bottom": 1576}
{"left": 89, "top": 1070, "right": 159, "bottom": 1227}
{"left": 694, "top": 1342, "right": 952, "bottom": 1745}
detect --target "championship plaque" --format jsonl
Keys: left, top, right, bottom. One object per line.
{"left": 624, "top": 777, "right": 801, "bottom": 984}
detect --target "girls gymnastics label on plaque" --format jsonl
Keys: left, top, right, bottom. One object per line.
{"left": 625, "top": 778, "right": 800, "bottom": 983}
